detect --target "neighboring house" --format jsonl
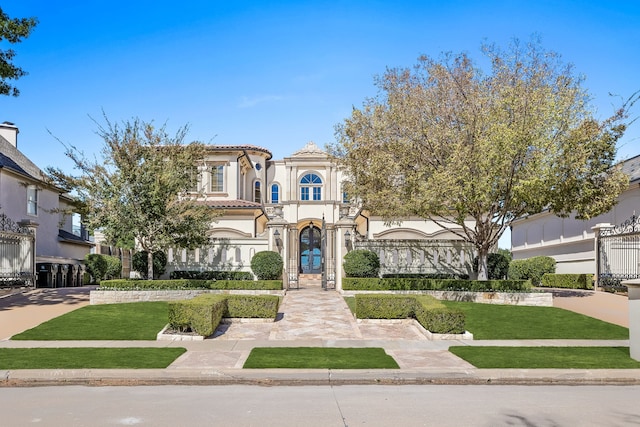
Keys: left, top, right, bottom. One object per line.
{"left": 165, "top": 141, "right": 477, "bottom": 289}
{"left": 510, "top": 154, "right": 640, "bottom": 275}
{"left": 0, "top": 122, "right": 93, "bottom": 287}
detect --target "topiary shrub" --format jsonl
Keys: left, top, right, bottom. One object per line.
{"left": 508, "top": 256, "right": 556, "bottom": 286}
{"left": 132, "top": 251, "right": 167, "bottom": 279}
{"left": 104, "top": 255, "right": 122, "bottom": 280}
{"left": 473, "top": 252, "right": 510, "bottom": 279}
{"left": 343, "top": 249, "right": 380, "bottom": 278}
{"left": 84, "top": 254, "right": 108, "bottom": 284}
{"left": 250, "top": 251, "right": 283, "bottom": 280}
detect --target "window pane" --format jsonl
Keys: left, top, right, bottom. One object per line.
{"left": 271, "top": 184, "right": 279, "bottom": 203}
{"left": 254, "top": 181, "right": 261, "bottom": 203}
{"left": 211, "top": 165, "right": 224, "bottom": 192}
{"left": 301, "top": 187, "right": 309, "bottom": 201}
{"left": 313, "top": 187, "right": 321, "bottom": 200}
{"left": 27, "top": 187, "right": 38, "bottom": 215}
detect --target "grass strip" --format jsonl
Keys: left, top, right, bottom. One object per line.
{"left": 449, "top": 346, "right": 640, "bottom": 369}
{"left": 243, "top": 347, "right": 399, "bottom": 369}
{"left": 11, "top": 302, "right": 169, "bottom": 341}
{"left": 0, "top": 347, "right": 186, "bottom": 369}
{"left": 442, "top": 301, "right": 628, "bottom": 340}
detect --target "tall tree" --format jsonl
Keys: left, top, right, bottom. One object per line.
{"left": 48, "top": 116, "right": 220, "bottom": 279}
{"left": 332, "top": 38, "right": 634, "bottom": 280}
{"left": 0, "top": 7, "right": 38, "bottom": 96}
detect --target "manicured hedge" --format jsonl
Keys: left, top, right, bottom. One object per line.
{"left": 540, "top": 273, "right": 594, "bottom": 290}
{"left": 168, "top": 294, "right": 280, "bottom": 337}
{"left": 98, "top": 279, "right": 282, "bottom": 290}
{"left": 508, "top": 256, "right": 556, "bottom": 286}
{"left": 343, "top": 277, "right": 530, "bottom": 291}
{"left": 251, "top": 251, "right": 284, "bottom": 280}
{"left": 170, "top": 270, "right": 254, "bottom": 281}
{"left": 224, "top": 294, "right": 280, "bottom": 318}
{"left": 381, "top": 273, "right": 469, "bottom": 279}
{"left": 168, "top": 294, "right": 226, "bottom": 336}
{"left": 343, "top": 250, "right": 380, "bottom": 278}
{"left": 355, "top": 294, "right": 465, "bottom": 334}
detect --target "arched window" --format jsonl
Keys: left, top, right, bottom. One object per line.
{"left": 300, "top": 173, "right": 322, "bottom": 201}
{"left": 271, "top": 183, "right": 280, "bottom": 203}
{"left": 341, "top": 182, "right": 349, "bottom": 203}
{"left": 254, "top": 180, "right": 262, "bottom": 203}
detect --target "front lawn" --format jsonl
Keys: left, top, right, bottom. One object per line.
{"left": 442, "top": 301, "right": 628, "bottom": 340}
{"left": 449, "top": 346, "right": 640, "bottom": 369}
{"left": 0, "top": 347, "right": 186, "bottom": 369}
{"left": 11, "top": 302, "right": 168, "bottom": 341}
{"left": 243, "top": 347, "right": 399, "bottom": 369}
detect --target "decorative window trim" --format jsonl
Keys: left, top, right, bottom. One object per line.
{"left": 270, "top": 183, "right": 280, "bottom": 203}
{"left": 299, "top": 172, "right": 322, "bottom": 201}
{"left": 254, "top": 180, "right": 262, "bottom": 203}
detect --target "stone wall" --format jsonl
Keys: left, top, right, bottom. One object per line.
{"left": 341, "top": 290, "right": 553, "bottom": 306}
{"left": 90, "top": 289, "right": 285, "bottom": 305}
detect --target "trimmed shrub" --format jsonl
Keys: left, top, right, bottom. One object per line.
{"left": 508, "top": 256, "right": 556, "bottom": 286}
{"left": 98, "top": 279, "right": 282, "bottom": 290}
{"left": 250, "top": 251, "right": 283, "bottom": 280}
{"left": 170, "top": 270, "right": 254, "bottom": 281}
{"left": 382, "top": 273, "right": 469, "bottom": 279}
{"left": 472, "top": 253, "right": 510, "bottom": 279}
{"left": 84, "top": 254, "right": 108, "bottom": 283}
{"left": 355, "top": 294, "right": 465, "bottom": 334}
{"left": 168, "top": 294, "right": 226, "bottom": 336}
{"left": 540, "top": 273, "right": 593, "bottom": 290}
{"left": 355, "top": 294, "right": 416, "bottom": 319}
{"left": 132, "top": 251, "right": 167, "bottom": 279}
{"left": 342, "top": 277, "right": 531, "bottom": 292}
{"left": 104, "top": 255, "right": 122, "bottom": 280}
{"left": 224, "top": 295, "right": 280, "bottom": 318}
{"left": 343, "top": 249, "right": 380, "bottom": 278}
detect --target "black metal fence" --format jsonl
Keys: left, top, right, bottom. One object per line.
{"left": 0, "top": 213, "right": 35, "bottom": 287}
{"left": 597, "top": 214, "right": 640, "bottom": 289}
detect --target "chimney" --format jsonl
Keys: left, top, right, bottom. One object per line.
{"left": 0, "top": 121, "right": 19, "bottom": 148}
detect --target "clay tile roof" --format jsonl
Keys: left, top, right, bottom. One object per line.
{"left": 196, "top": 199, "right": 263, "bottom": 209}
{"left": 207, "top": 145, "right": 272, "bottom": 160}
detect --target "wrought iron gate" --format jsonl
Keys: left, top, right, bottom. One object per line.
{"left": 0, "top": 213, "right": 35, "bottom": 287}
{"left": 597, "top": 214, "right": 640, "bottom": 289}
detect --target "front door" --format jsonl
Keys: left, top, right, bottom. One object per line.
{"left": 299, "top": 225, "right": 321, "bottom": 274}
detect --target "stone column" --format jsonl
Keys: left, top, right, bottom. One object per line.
{"left": 334, "top": 217, "right": 356, "bottom": 292}
{"left": 624, "top": 279, "right": 640, "bottom": 361}
{"left": 591, "top": 223, "right": 613, "bottom": 292}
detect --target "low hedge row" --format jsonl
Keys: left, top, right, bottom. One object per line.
{"left": 540, "top": 273, "right": 594, "bottom": 290}
{"left": 355, "top": 294, "right": 465, "bottom": 334}
{"left": 381, "top": 273, "right": 470, "bottom": 279}
{"left": 168, "top": 294, "right": 280, "bottom": 336}
{"left": 98, "top": 279, "right": 282, "bottom": 290}
{"left": 169, "top": 270, "right": 254, "bottom": 281}
{"left": 343, "top": 278, "right": 530, "bottom": 292}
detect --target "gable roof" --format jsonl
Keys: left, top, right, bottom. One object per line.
{"left": 621, "top": 154, "right": 640, "bottom": 183}
{"left": 0, "top": 134, "right": 45, "bottom": 181}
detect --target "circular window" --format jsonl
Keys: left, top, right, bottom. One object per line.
{"left": 255, "top": 163, "right": 262, "bottom": 171}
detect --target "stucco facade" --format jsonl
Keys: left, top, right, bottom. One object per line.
{"left": 164, "top": 141, "right": 477, "bottom": 289}
{"left": 511, "top": 154, "right": 640, "bottom": 275}
{"left": 0, "top": 122, "right": 93, "bottom": 287}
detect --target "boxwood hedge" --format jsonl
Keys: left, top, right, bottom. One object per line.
{"left": 343, "top": 277, "right": 530, "bottom": 291}
{"left": 98, "top": 279, "right": 282, "bottom": 290}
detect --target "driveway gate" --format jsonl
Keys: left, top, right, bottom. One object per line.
{"left": 0, "top": 213, "right": 35, "bottom": 287}
{"left": 597, "top": 214, "right": 640, "bottom": 289}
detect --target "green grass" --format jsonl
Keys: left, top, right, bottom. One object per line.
{"left": 442, "top": 301, "right": 629, "bottom": 340}
{"left": 449, "top": 346, "right": 640, "bottom": 369}
{"left": 243, "top": 347, "right": 399, "bottom": 369}
{"left": 344, "top": 296, "right": 356, "bottom": 314}
{"left": 0, "top": 347, "right": 186, "bottom": 369}
{"left": 11, "top": 302, "right": 169, "bottom": 341}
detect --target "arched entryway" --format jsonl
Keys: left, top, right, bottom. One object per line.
{"left": 299, "top": 225, "right": 321, "bottom": 274}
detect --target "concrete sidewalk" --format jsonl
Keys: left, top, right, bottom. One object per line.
{"left": 0, "top": 285, "right": 638, "bottom": 386}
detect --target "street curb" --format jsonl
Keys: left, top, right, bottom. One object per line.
{"left": 3, "top": 368, "right": 640, "bottom": 387}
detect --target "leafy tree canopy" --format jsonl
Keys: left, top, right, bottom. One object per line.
{"left": 331, "top": 37, "right": 636, "bottom": 280}
{"left": 48, "top": 115, "right": 220, "bottom": 279}
{"left": 0, "top": 7, "right": 38, "bottom": 96}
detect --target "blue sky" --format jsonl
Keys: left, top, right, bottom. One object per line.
{"left": 2, "top": 1, "right": 639, "bottom": 247}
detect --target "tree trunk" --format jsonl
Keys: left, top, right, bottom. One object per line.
{"left": 477, "top": 247, "right": 489, "bottom": 281}
{"left": 147, "top": 250, "right": 154, "bottom": 280}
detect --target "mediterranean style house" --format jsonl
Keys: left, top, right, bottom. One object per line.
{"left": 164, "top": 141, "right": 477, "bottom": 290}
{"left": 0, "top": 122, "right": 93, "bottom": 288}
{"left": 510, "top": 154, "right": 640, "bottom": 277}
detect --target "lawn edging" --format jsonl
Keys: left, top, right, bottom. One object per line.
{"left": 342, "top": 289, "right": 552, "bottom": 306}
{"left": 90, "top": 289, "right": 285, "bottom": 305}
{"left": 356, "top": 318, "right": 473, "bottom": 340}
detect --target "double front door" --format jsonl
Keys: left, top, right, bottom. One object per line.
{"left": 299, "top": 225, "right": 321, "bottom": 274}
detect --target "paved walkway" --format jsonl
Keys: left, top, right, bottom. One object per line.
{"left": 0, "top": 284, "right": 637, "bottom": 385}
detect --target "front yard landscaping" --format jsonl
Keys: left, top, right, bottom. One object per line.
{"left": 243, "top": 347, "right": 399, "bottom": 369}
{"left": 0, "top": 347, "right": 186, "bottom": 369}
{"left": 449, "top": 346, "right": 640, "bottom": 369}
